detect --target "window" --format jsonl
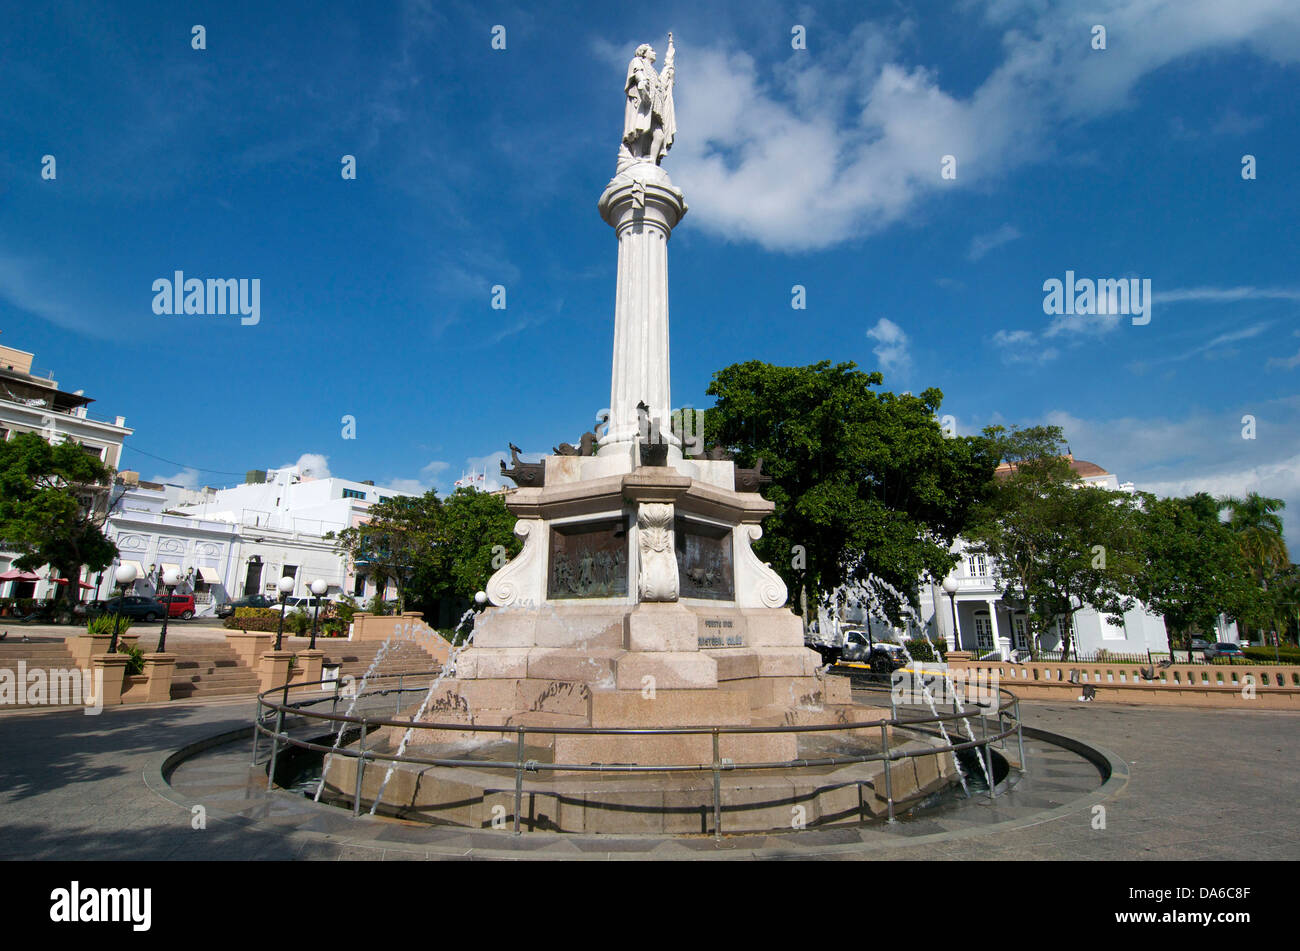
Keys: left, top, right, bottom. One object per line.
{"left": 342, "top": 488, "right": 366, "bottom": 500}
{"left": 353, "top": 574, "right": 366, "bottom": 597}
{"left": 1012, "top": 616, "right": 1028, "bottom": 650}
{"left": 283, "top": 565, "right": 297, "bottom": 580}
{"left": 967, "top": 554, "right": 988, "bottom": 578}
{"left": 974, "top": 616, "right": 994, "bottom": 649}
{"left": 80, "top": 443, "right": 103, "bottom": 460}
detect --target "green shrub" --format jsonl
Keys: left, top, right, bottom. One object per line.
{"left": 119, "top": 640, "right": 145, "bottom": 676}
{"left": 333, "top": 596, "right": 358, "bottom": 626}
{"left": 87, "top": 614, "right": 132, "bottom": 638}
{"left": 1242, "top": 646, "right": 1300, "bottom": 664}
{"left": 904, "top": 638, "right": 947, "bottom": 663}
{"left": 221, "top": 606, "right": 285, "bottom": 632}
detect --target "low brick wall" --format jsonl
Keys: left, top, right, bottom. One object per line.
{"left": 947, "top": 657, "right": 1300, "bottom": 709}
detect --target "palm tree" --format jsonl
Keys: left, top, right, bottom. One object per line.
{"left": 1220, "top": 493, "right": 1291, "bottom": 644}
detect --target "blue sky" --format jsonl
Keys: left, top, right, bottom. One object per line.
{"left": 2, "top": 0, "right": 1299, "bottom": 542}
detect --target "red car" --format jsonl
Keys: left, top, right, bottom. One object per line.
{"left": 157, "top": 594, "right": 196, "bottom": 620}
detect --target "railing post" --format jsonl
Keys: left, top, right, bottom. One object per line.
{"left": 250, "top": 696, "right": 262, "bottom": 765}
{"left": 513, "top": 727, "right": 525, "bottom": 836}
{"left": 712, "top": 729, "right": 723, "bottom": 841}
{"left": 396, "top": 673, "right": 404, "bottom": 717}
{"left": 353, "top": 720, "right": 368, "bottom": 817}
{"left": 265, "top": 705, "right": 285, "bottom": 790}
{"left": 331, "top": 676, "right": 341, "bottom": 715}
{"left": 985, "top": 737, "right": 997, "bottom": 801}
{"left": 1016, "top": 698, "right": 1027, "bottom": 775}
{"left": 880, "top": 723, "right": 894, "bottom": 822}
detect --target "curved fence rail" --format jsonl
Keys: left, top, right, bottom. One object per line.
{"left": 252, "top": 670, "right": 1025, "bottom": 838}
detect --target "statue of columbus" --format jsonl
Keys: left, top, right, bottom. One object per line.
{"left": 620, "top": 33, "right": 676, "bottom": 168}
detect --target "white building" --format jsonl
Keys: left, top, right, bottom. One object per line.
{"left": 0, "top": 341, "right": 131, "bottom": 600}
{"left": 99, "top": 465, "right": 417, "bottom": 615}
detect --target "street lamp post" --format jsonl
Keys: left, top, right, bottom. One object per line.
{"left": 308, "top": 578, "right": 328, "bottom": 650}
{"left": 109, "top": 563, "right": 138, "bottom": 654}
{"left": 156, "top": 568, "right": 182, "bottom": 653}
{"left": 273, "top": 575, "right": 295, "bottom": 651}
{"left": 942, "top": 577, "right": 960, "bottom": 652}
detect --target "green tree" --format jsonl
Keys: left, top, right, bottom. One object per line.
{"left": 966, "top": 426, "right": 1144, "bottom": 658}
{"left": 1219, "top": 493, "right": 1290, "bottom": 645}
{"left": 703, "top": 360, "right": 999, "bottom": 625}
{"left": 332, "top": 494, "right": 437, "bottom": 613}
{"left": 1135, "top": 492, "right": 1259, "bottom": 657}
{"left": 0, "top": 432, "right": 118, "bottom": 604}
{"left": 427, "top": 487, "right": 520, "bottom": 608}
{"left": 332, "top": 488, "right": 519, "bottom": 620}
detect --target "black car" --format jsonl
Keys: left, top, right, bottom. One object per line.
{"left": 216, "top": 594, "right": 276, "bottom": 619}
{"left": 88, "top": 596, "right": 168, "bottom": 622}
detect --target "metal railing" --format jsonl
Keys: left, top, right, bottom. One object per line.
{"left": 252, "top": 671, "right": 1025, "bottom": 839}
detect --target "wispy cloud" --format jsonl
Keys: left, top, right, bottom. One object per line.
{"left": 991, "top": 329, "right": 1059, "bottom": 364}
{"left": 967, "top": 224, "right": 1021, "bottom": 261}
{"left": 1154, "top": 286, "right": 1300, "bottom": 304}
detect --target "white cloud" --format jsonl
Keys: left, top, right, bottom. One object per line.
{"left": 148, "top": 467, "right": 200, "bottom": 490}
{"left": 967, "top": 224, "right": 1021, "bottom": 261}
{"left": 1155, "top": 286, "right": 1300, "bottom": 304}
{"left": 669, "top": 2, "right": 1300, "bottom": 251}
{"left": 292, "top": 453, "right": 331, "bottom": 480}
{"left": 1038, "top": 404, "right": 1300, "bottom": 545}
{"left": 990, "top": 329, "right": 1059, "bottom": 364}
{"left": 866, "top": 318, "right": 911, "bottom": 377}
{"left": 381, "top": 460, "right": 450, "bottom": 495}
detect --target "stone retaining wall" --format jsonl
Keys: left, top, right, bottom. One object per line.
{"left": 947, "top": 657, "right": 1300, "bottom": 708}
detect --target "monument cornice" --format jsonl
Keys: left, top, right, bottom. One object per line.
{"left": 505, "top": 469, "right": 774, "bottom": 524}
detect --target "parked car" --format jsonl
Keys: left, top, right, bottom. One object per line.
{"left": 216, "top": 594, "right": 276, "bottom": 619}
{"left": 157, "top": 594, "right": 196, "bottom": 620}
{"left": 11, "top": 598, "right": 77, "bottom": 625}
{"left": 805, "top": 626, "right": 908, "bottom": 673}
{"left": 87, "top": 596, "right": 168, "bottom": 622}
{"left": 283, "top": 597, "right": 331, "bottom": 611}
{"left": 1204, "top": 642, "right": 1245, "bottom": 662}
{"left": 1189, "top": 637, "right": 1212, "bottom": 656}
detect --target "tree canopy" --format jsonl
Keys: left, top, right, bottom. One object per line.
{"left": 965, "top": 426, "right": 1144, "bottom": 656}
{"left": 0, "top": 431, "right": 118, "bottom": 600}
{"left": 332, "top": 487, "right": 519, "bottom": 619}
{"left": 702, "top": 360, "right": 999, "bottom": 624}
{"left": 1135, "top": 492, "right": 1259, "bottom": 644}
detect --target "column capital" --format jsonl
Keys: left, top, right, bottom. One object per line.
{"left": 599, "top": 165, "right": 688, "bottom": 234}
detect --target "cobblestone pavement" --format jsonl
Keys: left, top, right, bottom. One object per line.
{"left": 0, "top": 697, "right": 1295, "bottom": 861}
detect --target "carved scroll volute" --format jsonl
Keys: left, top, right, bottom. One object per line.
{"left": 636, "top": 502, "right": 679, "bottom": 602}
{"left": 736, "top": 524, "right": 788, "bottom": 609}
{"left": 486, "top": 519, "right": 545, "bottom": 608}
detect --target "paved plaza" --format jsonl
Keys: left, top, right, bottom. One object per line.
{"left": 0, "top": 694, "right": 1294, "bottom": 861}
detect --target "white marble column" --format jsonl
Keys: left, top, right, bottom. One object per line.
{"left": 597, "top": 163, "right": 688, "bottom": 456}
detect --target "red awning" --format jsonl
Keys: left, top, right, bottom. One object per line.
{"left": 0, "top": 570, "right": 40, "bottom": 582}
{"left": 51, "top": 578, "right": 95, "bottom": 590}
